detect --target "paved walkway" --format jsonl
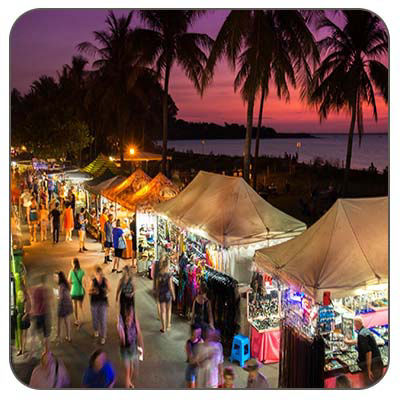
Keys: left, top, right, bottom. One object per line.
{"left": 11, "top": 226, "right": 279, "bottom": 388}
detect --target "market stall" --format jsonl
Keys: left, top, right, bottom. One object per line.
{"left": 115, "top": 172, "right": 180, "bottom": 272}
{"left": 254, "top": 197, "right": 388, "bottom": 388}
{"left": 83, "top": 168, "right": 127, "bottom": 237}
{"left": 154, "top": 171, "right": 306, "bottom": 348}
{"left": 81, "top": 153, "right": 120, "bottom": 177}
{"left": 62, "top": 170, "right": 93, "bottom": 211}
{"left": 101, "top": 169, "right": 152, "bottom": 258}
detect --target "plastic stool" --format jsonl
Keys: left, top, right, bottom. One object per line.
{"left": 230, "top": 334, "right": 250, "bottom": 367}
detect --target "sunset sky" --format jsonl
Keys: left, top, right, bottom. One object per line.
{"left": 10, "top": 9, "right": 389, "bottom": 133}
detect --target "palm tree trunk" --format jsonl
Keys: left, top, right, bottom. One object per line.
{"left": 343, "top": 103, "right": 357, "bottom": 195}
{"left": 243, "top": 96, "right": 255, "bottom": 183}
{"left": 253, "top": 84, "right": 266, "bottom": 189}
{"left": 162, "top": 63, "right": 171, "bottom": 175}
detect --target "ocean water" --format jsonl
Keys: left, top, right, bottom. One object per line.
{"left": 166, "top": 134, "right": 388, "bottom": 172}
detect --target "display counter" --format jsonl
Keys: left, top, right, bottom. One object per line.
{"left": 250, "top": 324, "right": 280, "bottom": 364}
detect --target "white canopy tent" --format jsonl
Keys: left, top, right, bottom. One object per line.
{"left": 254, "top": 197, "right": 388, "bottom": 301}
{"left": 155, "top": 171, "right": 306, "bottom": 282}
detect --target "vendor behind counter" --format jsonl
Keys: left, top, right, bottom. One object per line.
{"left": 344, "top": 316, "right": 384, "bottom": 386}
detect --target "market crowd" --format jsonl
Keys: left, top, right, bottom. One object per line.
{"left": 11, "top": 167, "right": 385, "bottom": 389}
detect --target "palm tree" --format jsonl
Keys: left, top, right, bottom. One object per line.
{"left": 252, "top": 11, "right": 319, "bottom": 189}
{"left": 78, "top": 11, "right": 146, "bottom": 165}
{"left": 133, "top": 11, "right": 213, "bottom": 174}
{"left": 203, "top": 11, "right": 318, "bottom": 183}
{"left": 306, "top": 10, "right": 388, "bottom": 195}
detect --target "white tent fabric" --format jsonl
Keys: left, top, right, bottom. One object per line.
{"left": 254, "top": 197, "right": 388, "bottom": 301}
{"left": 154, "top": 171, "right": 306, "bottom": 248}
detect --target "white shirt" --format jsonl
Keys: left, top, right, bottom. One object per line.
{"left": 196, "top": 341, "right": 224, "bottom": 388}
{"left": 20, "top": 192, "right": 32, "bottom": 208}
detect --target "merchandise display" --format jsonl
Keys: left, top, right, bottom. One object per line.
{"left": 137, "top": 212, "right": 157, "bottom": 273}
{"left": 247, "top": 272, "right": 280, "bottom": 332}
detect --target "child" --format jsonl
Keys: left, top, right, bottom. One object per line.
{"left": 185, "top": 324, "right": 203, "bottom": 388}
{"left": 222, "top": 367, "right": 235, "bottom": 388}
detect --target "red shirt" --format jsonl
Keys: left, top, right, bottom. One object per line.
{"left": 31, "top": 286, "right": 50, "bottom": 316}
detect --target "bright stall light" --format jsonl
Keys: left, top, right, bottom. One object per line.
{"left": 129, "top": 148, "right": 135, "bottom": 155}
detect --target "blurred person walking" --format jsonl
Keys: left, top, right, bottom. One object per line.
{"left": 29, "top": 350, "right": 70, "bottom": 388}
{"left": 89, "top": 266, "right": 111, "bottom": 345}
{"left": 54, "top": 271, "right": 73, "bottom": 343}
{"left": 116, "top": 265, "right": 135, "bottom": 312}
{"left": 82, "top": 350, "right": 116, "bottom": 388}
{"left": 68, "top": 257, "right": 86, "bottom": 328}
{"left": 117, "top": 303, "right": 144, "bottom": 388}
{"left": 196, "top": 328, "right": 224, "bottom": 388}
{"left": 155, "top": 257, "right": 175, "bottom": 333}
{"left": 30, "top": 275, "right": 51, "bottom": 352}
{"left": 185, "top": 324, "right": 203, "bottom": 388}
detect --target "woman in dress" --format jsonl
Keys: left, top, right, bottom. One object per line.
{"left": 155, "top": 257, "right": 176, "bottom": 333}
{"left": 54, "top": 271, "right": 73, "bottom": 342}
{"left": 117, "top": 303, "right": 144, "bottom": 388}
{"left": 191, "top": 281, "right": 214, "bottom": 336}
{"left": 68, "top": 257, "right": 86, "bottom": 328}
{"left": 63, "top": 201, "right": 74, "bottom": 241}
{"left": 112, "top": 219, "right": 126, "bottom": 273}
{"left": 27, "top": 196, "right": 39, "bottom": 242}
{"left": 89, "top": 266, "right": 110, "bottom": 345}
{"left": 116, "top": 265, "right": 135, "bottom": 312}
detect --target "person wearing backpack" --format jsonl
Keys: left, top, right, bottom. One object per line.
{"left": 112, "top": 219, "right": 126, "bottom": 274}
{"left": 68, "top": 257, "right": 86, "bottom": 329}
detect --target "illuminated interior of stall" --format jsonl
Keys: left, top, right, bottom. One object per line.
{"left": 115, "top": 173, "right": 180, "bottom": 273}
{"left": 102, "top": 168, "right": 151, "bottom": 203}
{"left": 154, "top": 170, "right": 306, "bottom": 283}
{"left": 253, "top": 197, "right": 388, "bottom": 384}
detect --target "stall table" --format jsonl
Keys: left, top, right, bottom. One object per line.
{"left": 250, "top": 324, "right": 280, "bottom": 364}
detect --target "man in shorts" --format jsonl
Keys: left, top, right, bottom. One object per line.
{"left": 104, "top": 214, "right": 114, "bottom": 264}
